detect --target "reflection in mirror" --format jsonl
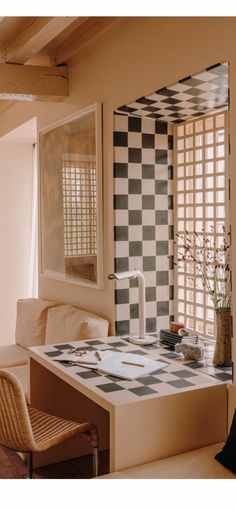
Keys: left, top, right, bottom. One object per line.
{"left": 40, "top": 103, "right": 103, "bottom": 287}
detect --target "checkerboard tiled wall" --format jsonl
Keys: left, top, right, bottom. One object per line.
{"left": 113, "top": 114, "right": 174, "bottom": 337}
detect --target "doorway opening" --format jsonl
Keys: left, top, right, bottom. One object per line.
{"left": 0, "top": 117, "right": 38, "bottom": 345}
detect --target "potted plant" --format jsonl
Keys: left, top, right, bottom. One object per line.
{"left": 175, "top": 226, "right": 231, "bottom": 366}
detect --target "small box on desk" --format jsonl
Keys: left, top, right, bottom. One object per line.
{"left": 160, "top": 329, "right": 182, "bottom": 347}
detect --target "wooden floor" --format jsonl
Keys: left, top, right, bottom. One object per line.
{"left": 0, "top": 446, "right": 109, "bottom": 479}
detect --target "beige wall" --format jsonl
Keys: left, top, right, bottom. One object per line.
{"left": 0, "top": 142, "right": 34, "bottom": 344}
{"left": 0, "top": 17, "right": 235, "bottom": 348}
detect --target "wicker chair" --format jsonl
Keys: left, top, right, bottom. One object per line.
{"left": 0, "top": 369, "right": 99, "bottom": 478}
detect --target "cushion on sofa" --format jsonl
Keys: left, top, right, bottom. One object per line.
{"left": 0, "top": 344, "right": 28, "bottom": 368}
{"left": 45, "top": 304, "right": 109, "bottom": 344}
{"left": 15, "top": 298, "right": 57, "bottom": 349}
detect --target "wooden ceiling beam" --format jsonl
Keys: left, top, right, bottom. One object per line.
{"left": 4, "top": 16, "right": 78, "bottom": 64}
{"left": 0, "top": 63, "right": 68, "bottom": 101}
{"left": 54, "top": 17, "right": 128, "bottom": 64}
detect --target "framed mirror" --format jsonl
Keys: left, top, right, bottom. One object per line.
{"left": 39, "top": 103, "right": 103, "bottom": 288}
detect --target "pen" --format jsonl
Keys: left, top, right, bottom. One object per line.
{"left": 95, "top": 351, "right": 101, "bottom": 361}
{"left": 121, "top": 361, "right": 144, "bottom": 367}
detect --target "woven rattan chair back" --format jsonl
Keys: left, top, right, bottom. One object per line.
{"left": 0, "top": 369, "right": 35, "bottom": 452}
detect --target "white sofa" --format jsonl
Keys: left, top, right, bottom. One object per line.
{"left": 0, "top": 298, "right": 109, "bottom": 398}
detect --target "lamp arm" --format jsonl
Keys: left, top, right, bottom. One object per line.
{"left": 107, "top": 269, "right": 156, "bottom": 345}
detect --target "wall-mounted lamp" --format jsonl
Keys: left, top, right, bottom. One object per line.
{"left": 108, "top": 269, "right": 156, "bottom": 345}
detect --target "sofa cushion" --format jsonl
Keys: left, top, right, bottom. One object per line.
{"left": 0, "top": 344, "right": 28, "bottom": 368}
{"left": 79, "top": 317, "right": 109, "bottom": 340}
{"left": 45, "top": 305, "right": 109, "bottom": 344}
{"left": 15, "top": 298, "right": 57, "bottom": 349}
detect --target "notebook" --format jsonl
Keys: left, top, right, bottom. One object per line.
{"left": 89, "top": 351, "right": 167, "bottom": 380}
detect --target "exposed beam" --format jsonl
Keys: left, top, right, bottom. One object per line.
{"left": 0, "top": 63, "right": 68, "bottom": 101}
{"left": 43, "top": 17, "right": 90, "bottom": 52}
{"left": 55, "top": 17, "right": 128, "bottom": 64}
{"left": 5, "top": 17, "right": 78, "bottom": 64}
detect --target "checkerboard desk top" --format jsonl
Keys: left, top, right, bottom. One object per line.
{"left": 29, "top": 337, "right": 225, "bottom": 409}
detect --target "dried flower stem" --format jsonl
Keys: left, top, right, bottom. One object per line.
{"left": 175, "top": 228, "right": 231, "bottom": 310}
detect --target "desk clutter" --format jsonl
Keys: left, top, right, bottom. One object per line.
{"left": 40, "top": 337, "right": 225, "bottom": 403}
{"left": 52, "top": 348, "right": 168, "bottom": 380}
{"left": 160, "top": 329, "right": 182, "bottom": 347}
{"left": 175, "top": 342, "right": 204, "bottom": 362}
{"left": 160, "top": 327, "right": 204, "bottom": 362}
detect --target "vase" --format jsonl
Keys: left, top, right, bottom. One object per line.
{"left": 213, "top": 308, "right": 232, "bottom": 366}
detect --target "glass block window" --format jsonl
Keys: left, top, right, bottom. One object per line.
{"left": 174, "top": 112, "right": 229, "bottom": 338}
{"left": 62, "top": 157, "right": 97, "bottom": 256}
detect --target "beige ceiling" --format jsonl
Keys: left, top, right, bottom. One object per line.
{"left": 0, "top": 16, "right": 128, "bottom": 111}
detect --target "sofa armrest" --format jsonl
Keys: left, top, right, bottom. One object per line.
{"left": 15, "top": 298, "right": 57, "bottom": 349}
{"left": 0, "top": 344, "right": 28, "bottom": 368}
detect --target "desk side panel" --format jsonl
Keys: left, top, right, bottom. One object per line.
{"left": 111, "top": 384, "right": 227, "bottom": 472}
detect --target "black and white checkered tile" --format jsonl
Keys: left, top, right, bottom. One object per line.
{"left": 112, "top": 62, "right": 229, "bottom": 339}
{"left": 42, "top": 338, "right": 229, "bottom": 404}
{"left": 157, "top": 338, "right": 232, "bottom": 382}
{"left": 113, "top": 114, "right": 174, "bottom": 337}
{"left": 115, "top": 62, "right": 228, "bottom": 124}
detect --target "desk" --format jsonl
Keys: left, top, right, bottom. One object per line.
{"left": 29, "top": 337, "right": 227, "bottom": 473}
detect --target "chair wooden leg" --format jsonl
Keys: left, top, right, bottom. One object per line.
{"left": 92, "top": 447, "right": 99, "bottom": 477}
{"left": 27, "top": 451, "right": 33, "bottom": 479}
